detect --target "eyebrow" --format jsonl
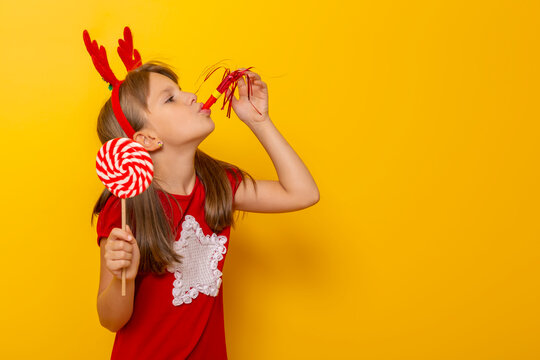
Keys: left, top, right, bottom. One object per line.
{"left": 157, "top": 85, "right": 177, "bottom": 99}
{"left": 153, "top": 84, "right": 182, "bottom": 105}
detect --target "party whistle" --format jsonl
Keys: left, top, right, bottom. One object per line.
{"left": 200, "top": 66, "right": 262, "bottom": 118}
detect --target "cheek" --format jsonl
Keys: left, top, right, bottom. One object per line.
{"left": 163, "top": 110, "right": 199, "bottom": 134}
{"left": 165, "top": 108, "right": 192, "bottom": 126}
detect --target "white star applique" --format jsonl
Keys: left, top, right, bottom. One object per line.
{"left": 166, "top": 215, "right": 228, "bottom": 306}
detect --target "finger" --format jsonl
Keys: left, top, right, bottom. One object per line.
{"left": 110, "top": 250, "right": 133, "bottom": 260}
{"left": 225, "top": 88, "right": 239, "bottom": 103}
{"left": 109, "top": 227, "right": 124, "bottom": 239}
{"left": 238, "top": 68, "right": 258, "bottom": 77}
{"left": 106, "top": 250, "right": 126, "bottom": 261}
{"left": 106, "top": 240, "right": 128, "bottom": 252}
{"left": 112, "top": 241, "right": 133, "bottom": 252}
{"left": 122, "top": 230, "right": 134, "bottom": 242}
{"left": 124, "top": 225, "right": 134, "bottom": 239}
{"left": 125, "top": 226, "right": 136, "bottom": 243}
{"left": 110, "top": 228, "right": 133, "bottom": 242}
{"left": 251, "top": 78, "right": 267, "bottom": 90}
{"left": 109, "top": 259, "right": 131, "bottom": 270}
{"left": 236, "top": 76, "right": 248, "bottom": 98}
{"left": 246, "top": 75, "right": 266, "bottom": 93}
{"left": 239, "top": 76, "right": 260, "bottom": 98}
{"left": 244, "top": 70, "right": 261, "bottom": 81}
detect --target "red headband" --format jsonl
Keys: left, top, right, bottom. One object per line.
{"left": 83, "top": 26, "right": 143, "bottom": 139}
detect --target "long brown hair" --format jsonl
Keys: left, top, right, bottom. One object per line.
{"left": 90, "top": 61, "right": 256, "bottom": 275}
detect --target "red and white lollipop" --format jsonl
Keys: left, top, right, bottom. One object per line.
{"left": 96, "top": 138, "right": 153, "bottom": 198}
{"left": 96, "top": 137, "right": 153, "bottom": 295}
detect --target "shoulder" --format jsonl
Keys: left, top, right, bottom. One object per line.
{"left": 100, "top": 194, "right": 121, "bottom": 215}
{"left": 225, "top": 166, "right": 242, "bottom": 182}
{"left": 224, "top": 167, "right": 243, "bottom": 196}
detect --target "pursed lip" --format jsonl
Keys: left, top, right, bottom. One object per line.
{"left": 197, "top": 102, "right": 211, "bottom": 114}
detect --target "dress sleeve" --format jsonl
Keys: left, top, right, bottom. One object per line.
{"left": 226, "top": 167, "right": 243, "bottom": 198}
{"left": 96, "top": 195, "right": 122, "bottom": 247}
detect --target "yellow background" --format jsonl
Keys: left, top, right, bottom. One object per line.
{"left": 0, "top": 0, "right": 538, "bottom": 359}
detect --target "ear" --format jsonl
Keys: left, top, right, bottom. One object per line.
{"left": 133, "top": 130, "right": 161, "bottom": 151}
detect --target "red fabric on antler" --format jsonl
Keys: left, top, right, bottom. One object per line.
{"left": 83, "top": 30, "right": 120, "bottom": 87}
{"left": 117, "top": 26, "right": 142, "bottom": 71}
{"left": 83, "top": 27, "right": 144, "bottom": 139}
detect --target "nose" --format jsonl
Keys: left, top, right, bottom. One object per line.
{"left": 188, "top": 93, "right": 197, "bottom": 105}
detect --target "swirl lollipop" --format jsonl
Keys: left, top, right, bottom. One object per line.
{"left": 96, "top": 137, "right": 153, "bottom": 295}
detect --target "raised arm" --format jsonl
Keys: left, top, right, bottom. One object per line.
{"left": 234, "top": 118, "right": 319, "bottom": 212}
{"left": 226, "top": 70, "right": 319, "bottom": 213}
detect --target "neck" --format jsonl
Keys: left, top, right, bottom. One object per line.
{"left": 151, "top": 145, "right": 197, "bottom": 196}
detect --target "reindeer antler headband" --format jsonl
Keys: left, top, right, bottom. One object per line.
{"left": 83, "top": 26, "right": 142, "bottom": 139}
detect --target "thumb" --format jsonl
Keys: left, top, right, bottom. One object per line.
{"left": 125, "top": 225, "right": 137, "bottom": 245}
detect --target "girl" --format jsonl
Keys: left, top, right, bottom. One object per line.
{"left": 91, "top": 60, "right": 319, "bottom": 359}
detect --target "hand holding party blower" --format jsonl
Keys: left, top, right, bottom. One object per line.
{"left": 199, "top": 65, "right": 263, "bottom": 118}
{"left": 83, "top": 26, "right": 151, "bottom": 296}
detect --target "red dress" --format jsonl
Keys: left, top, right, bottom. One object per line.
{"left": 96, "top": 170, "right": 242, "bottom": 359}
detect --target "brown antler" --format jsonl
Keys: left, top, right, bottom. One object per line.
{"left": 117, "top": 26, "right": 142, "bottom": 71}
{"left": 83, "top": 29, "right": 120, "bottom": 87}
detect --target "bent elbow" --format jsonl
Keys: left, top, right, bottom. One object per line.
{"left": 99, "top": 314, "right": 129, "bottom": 333}
{"left": 99, "top": 317, "right": 119, "bottom": 333}
{"left": 307, "top": 189, "right": 320, "bottom": 206}
{"left": 299, "top": 191, "right": 320, "bottom": 209}
{"left": 312, "top": 190, "right": 320, "bottom": 204}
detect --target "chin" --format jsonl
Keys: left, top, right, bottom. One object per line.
{"left": 206, "top": 117, "right": 215, "bottom": 132}
{"left": 197, "top": 119, "right": 215, "bottom": 141}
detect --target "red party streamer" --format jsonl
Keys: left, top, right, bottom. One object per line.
{"left": 198, "top": 65, "right": 263, "bottom": 118}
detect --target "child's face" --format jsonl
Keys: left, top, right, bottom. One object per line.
{"left": 145, "top": 72, "right": 214, "bottom": 148}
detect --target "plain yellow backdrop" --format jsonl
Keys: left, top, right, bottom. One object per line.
{"left": 0, "top": 0, "right": 538, "bottom": 359}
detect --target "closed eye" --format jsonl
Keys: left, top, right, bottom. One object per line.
{"left": 166, "top": 96, "right": 174, "bottom": 103}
